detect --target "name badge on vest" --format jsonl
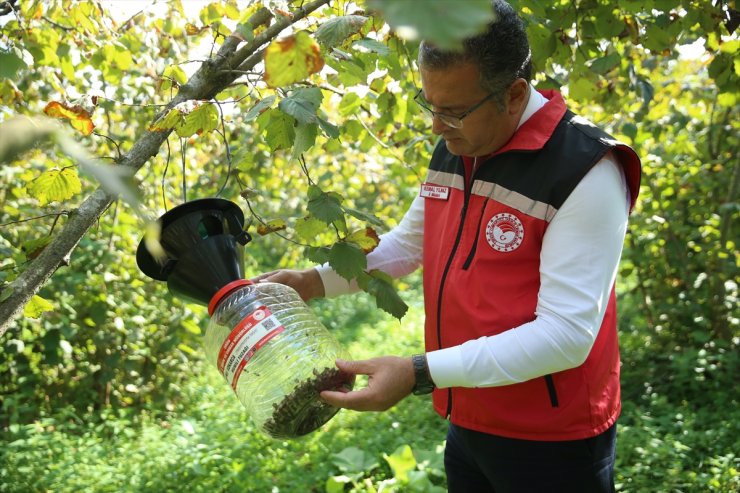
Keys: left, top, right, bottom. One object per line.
{"left": 420, "top": 183, "right": 449, "bottom": 200}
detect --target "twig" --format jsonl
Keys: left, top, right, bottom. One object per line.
{"left": 0, "top": 211, "right": 70, "bottom": 228}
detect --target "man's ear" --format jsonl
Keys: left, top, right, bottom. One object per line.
{"left": 507, "top": 78, "right": 530, "bottom": 115}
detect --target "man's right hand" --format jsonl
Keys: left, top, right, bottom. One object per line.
{"left": 250, "top": 268, "right": 325, "bottom": 302}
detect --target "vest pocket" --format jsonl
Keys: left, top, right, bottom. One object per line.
{"left": 544, "top": 374, "right": 559, "bottom": 407}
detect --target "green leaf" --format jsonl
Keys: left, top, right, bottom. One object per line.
{"left": 325, "top": 476, "right": 353, "bottom": 493}
{"left": 292, "top": 122, "right": 318, "bottom": 159}
{"left": 307, "top": 185, "right": 344, "bottom": 224}
{"left": 317, "top": 116, "right": 340, "bottom": 139}
{"left": 352, "top": 38, "right": 390, "bottom": 56}
{"left": 294, "top": 216, "right": 327, "bottom": 241}
{"left": 233, "top": 22, "right": 254, "bottom": 42}
{"left": 262, "top": 109, "right": 296, "bottom": 151}
{"left": 23, "top": 295, "right": 54, "bottom": 319}
{"left": 315, "top": 15, "right": 368, "bottom": 48}
{"left": 21, "top": 236, "right": 52, "bottom": 260}
{"left": 175, "top": 102, "right": 219, "bottom": 138}
{"left": 339, "top": 92, "right": 362, "bottom": 116}
{"left": 364, "top": 270, "right": 409, "bottom": 320}
{"left": 383, "top": 444, "right": 416, "bottom": 482}
{"left": 244, "top": 95, "right": 276, "bottom": 122}
{"left": 344, "top": 207, "right": 386, "bottom": 229}
{"left": 159, "top": 65, "right": 188, "bottom": 93}
{"left": 331, "top": 446, "right": 379, "bottom": 474}
{"left": 27, "top": 167, "right": 82, "bottom": 205}
{"left": 0, "top": 51, "right": 27, "bottom": 79}
{"left": 0, "top": 287, "right": 13, "bottom": 303}
{"left": 328, "top": 241, "right": 367, "bottom": 281}
{"left": 589, "top": 52, "right": 621, "bottom": 75}
{"left": 305, "top": 246, "right": 331, "bottom": 265}
{"left": 367, "top": 0, "right": 494, "bottom": 50}
{"left": 279, "top": 87, "right": 323, "bottom": 124}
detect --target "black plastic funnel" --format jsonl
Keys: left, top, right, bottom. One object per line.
{"left": 136, "top": 198, "right": 251, "bottom": 305}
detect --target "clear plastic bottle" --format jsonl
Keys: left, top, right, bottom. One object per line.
{"left": 204, "top": 280, "right": 353, "bottom": 439}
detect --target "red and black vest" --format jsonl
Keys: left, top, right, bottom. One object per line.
{"left": 422, "top": 90, "right": 641, "bottom": 440}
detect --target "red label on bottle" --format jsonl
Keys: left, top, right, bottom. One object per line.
{"left": 217, "top": 305, "right": 285, "bottom": 390}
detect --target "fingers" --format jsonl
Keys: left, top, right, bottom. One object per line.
{"left": 250, "top": 270, "right": 278, "bottom": 283}
{"left": 320, "top": 356, "right": 415, "bottom": 412}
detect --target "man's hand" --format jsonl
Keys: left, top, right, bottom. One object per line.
{"left": 320, "top": 357, "right": 415, "bottom": 412}
{"left": 250, "top": 268, "right": 325, "bottom": 302}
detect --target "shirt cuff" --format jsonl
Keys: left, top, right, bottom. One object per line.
{"left": 426, "top": 345, "right": 468, "bottom": 389}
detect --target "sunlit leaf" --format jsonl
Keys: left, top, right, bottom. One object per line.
{"left": 346, "top": 227, "right": 380, "bottom": 254}
{"left": 256, "top": 218, "right": 287, "bottom": 236}
{"left": 315, "top": 15, "right": 367, "bottom": 48}
{"left": 159, "top": 65, "right": 188, "bottom": 93}
{"left": 175, "top": 102, "right": 219, "bottom": 137}
{"left": 43, "top": 101, "right": 94, "bottom": 136}
{"left": 263, "top": 31, "right": 324, "bottom": 88}
{"left": 27, "top": 167, "right": 82, "bottom": 205}
{"left": 23, "top": 295, "right": 54, "bottom": 319}
{"left": 262, "top": 109, "right": 295, "bottom": 151}
{"left": 150, "top": 108, "right": 182, "bottom": 132}
{"left": 383, "top": 444, "right": 416, "bottom": 482}
{"left": 294, "top": 216, "right": 327, "bottom": 241}
{"left": 367, "top": 0, "right": 494, "bottom": 50}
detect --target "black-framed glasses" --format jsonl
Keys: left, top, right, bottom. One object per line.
{"left": 413, "top": 89, "right": 496, "bottom": 129}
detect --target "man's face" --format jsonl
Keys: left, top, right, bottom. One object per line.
{"left": 419, "top": 62, "right": 520, "bottom": 157}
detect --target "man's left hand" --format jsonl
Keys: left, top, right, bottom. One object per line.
{"left": 320, "top": 356, "right": 415, "bottom": 411}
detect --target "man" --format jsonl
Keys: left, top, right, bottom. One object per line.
{"left": 255, "top": 1, "right": 641, "bottom": 491}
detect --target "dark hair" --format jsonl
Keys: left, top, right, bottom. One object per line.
{"left": 418, "top": 0, "right": 532, "bottom": 109}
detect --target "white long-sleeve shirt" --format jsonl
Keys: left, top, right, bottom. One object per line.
{"left": 316, "top": 89, "right": 630, "bottom": 389}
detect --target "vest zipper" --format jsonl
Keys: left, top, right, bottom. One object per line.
{"left": 461, "top": 198, "right": 489, "bottom": 270}
{"left": 435, "top": 158, "right": 476, "bottom": 419}
{"left": 544, "top": 374, "right": 559, "bottom": 407}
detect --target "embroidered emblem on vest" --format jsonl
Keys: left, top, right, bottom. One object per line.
{"left": 485, "top": 213, "right": 524, "bottom": 252}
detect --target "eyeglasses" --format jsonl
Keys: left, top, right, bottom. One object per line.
{"left": 413, "top": 89, "right": 496, "bottom": 129}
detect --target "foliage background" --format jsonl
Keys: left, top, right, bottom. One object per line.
{"left": 0, "top": 0, "right": 738, "bottom": 491}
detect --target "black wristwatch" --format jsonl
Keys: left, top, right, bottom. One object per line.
{"left": 411, "top": 354, "right": 435, "bottom": 395}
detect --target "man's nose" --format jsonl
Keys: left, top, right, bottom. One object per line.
{"left": 431, "top": 115, "right": 448, "bottom": 135}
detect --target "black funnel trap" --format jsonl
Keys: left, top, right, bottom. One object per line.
{"left": 136, "top": 198, "right": 252, "bottom": 305}
{"left": 136, "top": 198, "right": 353, "bottom": 439}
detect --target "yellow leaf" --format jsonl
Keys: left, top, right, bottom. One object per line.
{"left": 43, "top": 101, "right": 94, "bottom": 136}
{"left": 27, "top": 168, "right": 82, "bottom": 205}
{"left": 346, "top": 227, "right": 380, "bottom": 254}
{"left": 257, "top": 218, "right": 287, "bottom": 236}
{"left": 263, "top": 31, "right": 324, "bottom": 88}
{"left": 24, "top": 295, "right": 54, "bottom": 319}
{"left": 148, "top": 108, "right": 183, "bottom": 132}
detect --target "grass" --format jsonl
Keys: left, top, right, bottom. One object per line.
{"left": 1, "top": 282, "right": 737, "bottom": 492}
